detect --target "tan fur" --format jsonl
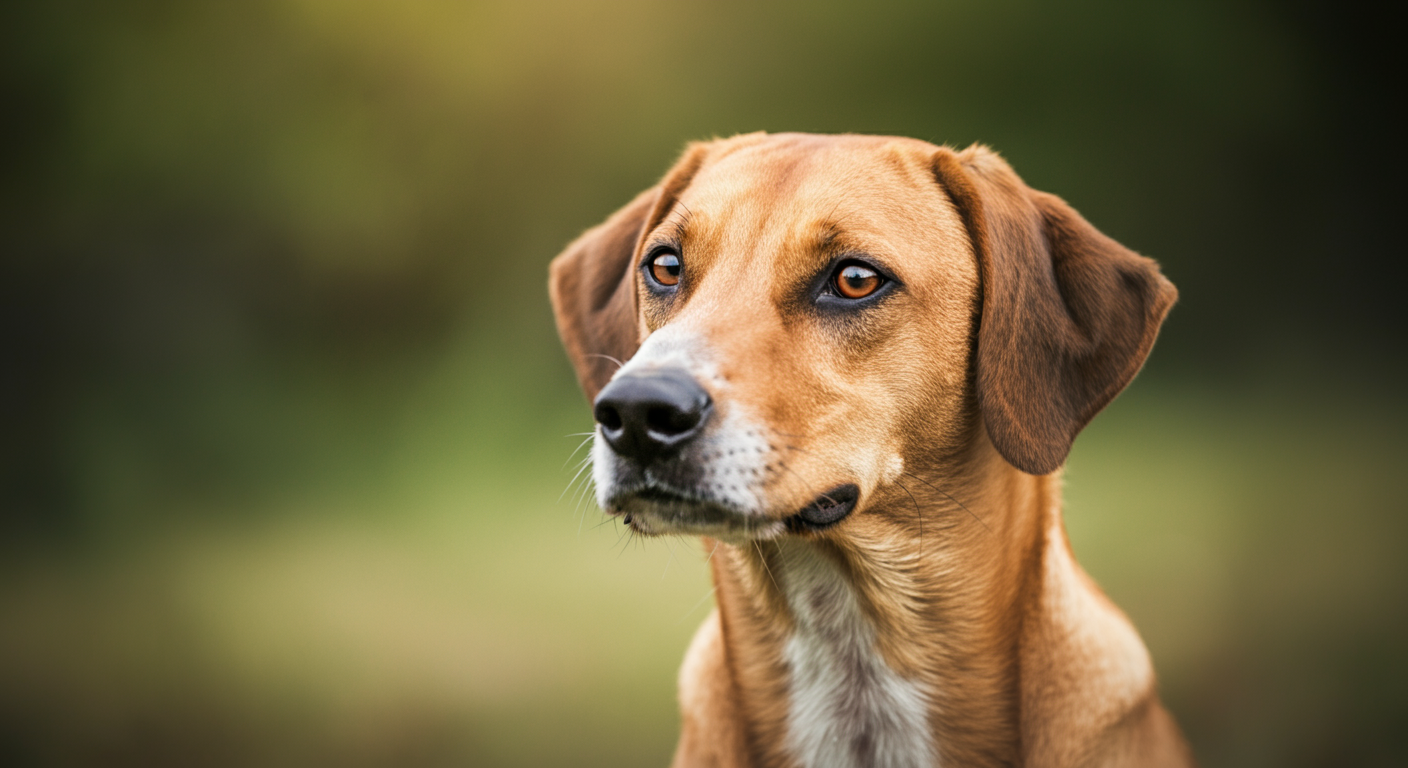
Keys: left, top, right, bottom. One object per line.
{"left": 550, "top": 133, "right": 1194, "bottom": 767}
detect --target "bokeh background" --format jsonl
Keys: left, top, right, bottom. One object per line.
{"left": 3, "top": 1, "right": 1404, "bottom": 766}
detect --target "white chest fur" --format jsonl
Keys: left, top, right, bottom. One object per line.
{"left": 779, "top": 544, "right": 938, "bottom": 768}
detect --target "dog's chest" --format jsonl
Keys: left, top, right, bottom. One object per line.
{"left": 779, "top": 547, "right": 937, "bottom": 768}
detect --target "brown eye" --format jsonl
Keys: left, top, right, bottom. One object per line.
{"left": 650, "top": 251, "right": 681, "bottom": 286}
{"left": 834, "top": 263, "right": 881, "bottom": 299}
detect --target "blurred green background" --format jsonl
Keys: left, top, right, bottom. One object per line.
{"left": 2, "top": 1, "right": 1404, "bottom": 766}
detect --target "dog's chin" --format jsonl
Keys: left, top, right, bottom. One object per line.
{"left": 608, "top": 486, "right": 783, "bottom": 542}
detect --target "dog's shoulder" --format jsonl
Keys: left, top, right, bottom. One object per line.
{"left": 672, "top": 608, "right": 752, "bottom": 768}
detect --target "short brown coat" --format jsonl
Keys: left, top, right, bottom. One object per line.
{"left": 550, "top": 132, "right": 1192, "bottom": 767}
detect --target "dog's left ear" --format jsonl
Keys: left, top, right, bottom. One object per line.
{"left": 549, "top": 143, "right": 711, "bottom": 401}
{"left": 933, "top": 145, "right": 1178, "bottom": 475}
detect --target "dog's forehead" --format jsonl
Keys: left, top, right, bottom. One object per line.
{"left": 683, "top": 135, "right": 941, "bottom": 228}
{"left": 664, "top": 135, "right": 971, "bottom": 297}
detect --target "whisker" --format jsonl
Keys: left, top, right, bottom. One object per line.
{"left": 894, "top": 477, "right": 924, "bottom": 556}
{"left": 559, "top": 455, "right": 596, "bottom": 503}
{"left": 902, "top": 470, "right": 991, "bottom": 535}
{"left": 572, "top": 472, "right": 598, "bottom": 526}
{"left": 565, "top": 471, "right": 593, "bottom": 520}
{"left": 567, "top": 456, "right": 600, "bottom": 529}
{"left": 676, "top": 585, "right": 719, "bottom": 626}
{"left": 576, "top": 481, "right": 598, "bottom": 535}
{"left": 586, "top": 353, "right": 626, "bottom": 370}
{"left": 562, "top": 433, "right": 596, "bottom": 469}
{"left": 753, "top": 540, "right": 782, "bottom": 593}
{"left": 566, "top": 453, "right": 592, "bottom": 486}
{"left": 769, "top": 446, "right": 811, "bottom": 486}
{"left": 772, "top": 446, "right": 845, "bottom": 510}
{"left": 615, "top": 524, "right": 636, "bottom": 558}
{"left": 773, "top": 457, "right": 833, "bottom": 509}
{"left": 767, "top": 444, "right": 825, "bottom": 507}
{"left": 662, "top": 537, "right": 678, "bottom": 579}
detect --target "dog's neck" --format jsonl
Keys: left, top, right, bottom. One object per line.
{"left": 705, "top": 448, "right": 1155, "bottom": 768}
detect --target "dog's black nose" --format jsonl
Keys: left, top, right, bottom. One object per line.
{"left": 594, "top": 368, "right": 712, "bottom": 464}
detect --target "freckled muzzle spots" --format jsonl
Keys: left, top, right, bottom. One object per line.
{"left": 588, "top": 327, "right": 796, "bottom": 540}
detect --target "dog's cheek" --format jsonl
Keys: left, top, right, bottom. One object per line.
{"left": 822, "top": 297, "right": 908, "bottom": 369}
{"left": 768, "top": 353, "right": 905, "bottom": 505}
{"left": 858, "top": 444, "right": 908, "bottom": 507}
{"left": 871, "top": 305, "right": 977, "bottom": 460}
{"left": 792, "top": 394, "right": 905, "bottom": 508}
{"left": 639, "top": 282, "right": 675, "bottom": 332}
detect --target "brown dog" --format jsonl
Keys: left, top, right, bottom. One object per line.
{"left": 549, "top": 132, "right": 1194, "bottom": 768}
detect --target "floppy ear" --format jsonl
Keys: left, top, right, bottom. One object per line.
{"left": 933, "top": 145, "right": 1177, "bottom": 475}
{"left": 549, "top": 143, "right": 710, "bottom": 400}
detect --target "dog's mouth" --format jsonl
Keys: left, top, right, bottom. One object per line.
{"left": 783, "top": 484, "right": 860, "bottom": 532}
{"left": 610, "top": 483, "right": 859, "bottom": 539}
{"left": 630, "top": 486, "right": 695, "bottom": 506}
{"left": 609, "top": 483, "right": 769, "bottom": 539}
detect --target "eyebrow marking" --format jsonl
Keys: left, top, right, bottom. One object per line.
{"left": 813, "top": 219, "right": 866, "bottom": 260}
{"left": 659, "top": 204, "right": 692, "bottom": 245}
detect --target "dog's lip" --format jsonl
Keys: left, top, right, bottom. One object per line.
{"left": 608, "top": 483, "right": 777, "bottom": 539}
{"left": 631, "top": 486, "right": 690, "bottom": 504}
{"left": 607, "top": 483, "right": 740, "bottom": 520}
{"left": 606, "top": 483, "right": 860, "bottom": 538}
{"left": 784, "top": 484, "right": 860, "bottom": 532}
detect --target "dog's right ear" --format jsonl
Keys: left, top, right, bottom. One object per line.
{"left": 933, "top": 145, "right": 1177, "bottom": 476}
{"left": 549, "top": 143, "right": 710, "bottom": 401}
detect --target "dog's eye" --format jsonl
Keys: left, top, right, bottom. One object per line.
{"left": 649, "top": 250, "right": 682, "bottom": 287}
{"left": 833, "top": 263, "right": 882, "bottom": 299}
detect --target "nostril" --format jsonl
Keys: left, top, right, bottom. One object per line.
{"left": 592, "top": 369, "right": 711, "bottom": 461}
{"left": 595, "top": 403, "right": 623, "bottom": 431}
{"left": 646, "top": 405, "right": 698, "bottom": 435}
{"left": 645, "top": 406, "right": 669, "bottom": 433}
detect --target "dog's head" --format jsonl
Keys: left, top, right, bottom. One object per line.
{"left": 550, "top": 133, "right": 1174, "bottom": 542}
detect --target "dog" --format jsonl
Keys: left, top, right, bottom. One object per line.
{"left": 549, "top": 132, "right": 1194, "bottom": 768}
